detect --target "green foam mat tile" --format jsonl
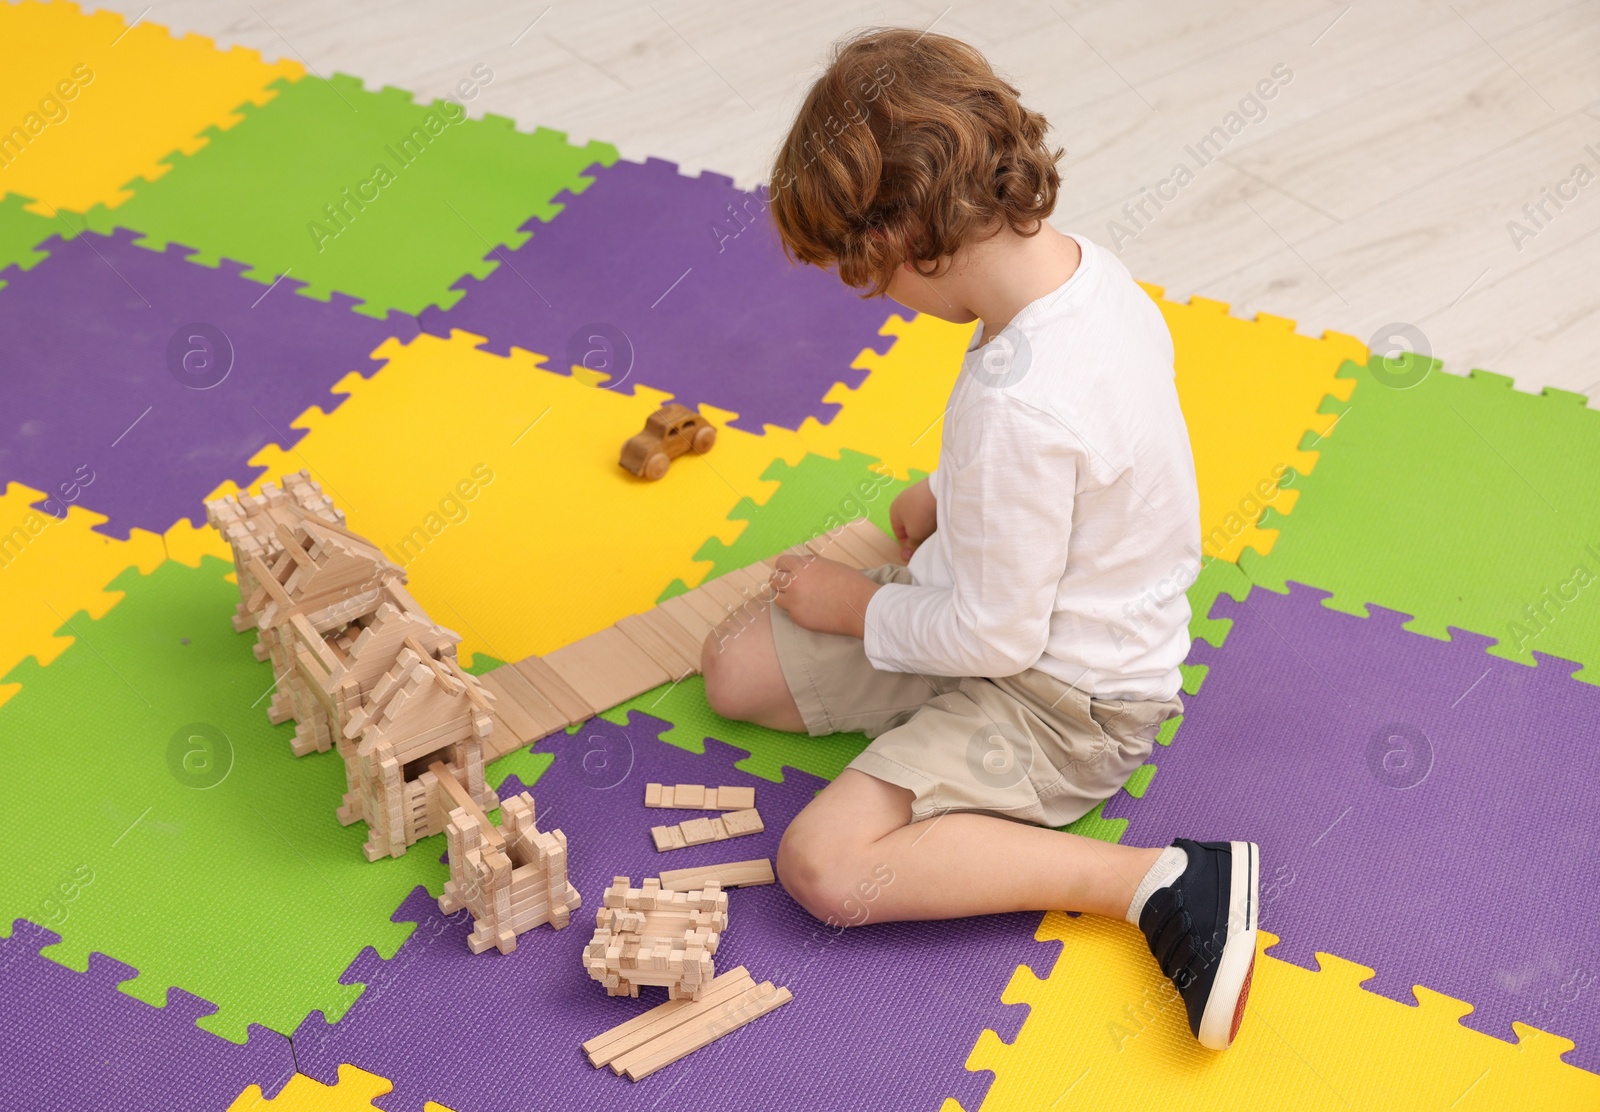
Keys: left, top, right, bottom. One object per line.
{"left": 599, "top": 675, "right": 869, "bottom": 785}
{"left": 0, "top": 192, "right": 62, "bottom": 289}
{"left": 0, "top": 556, "right": 456, "bottom": 1042}
{"left": 78, "top": 75, "right": 616, "bottom": 318}
{"left": 662, "top": 449, "right": 916, "bottom": 599}
{"left": 1243, "top": 355, "right": 1600, "bottom": 682}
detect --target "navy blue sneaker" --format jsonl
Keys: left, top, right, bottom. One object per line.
{"left": 1138, "top": 838, "right": 1259, "bottom": 1049}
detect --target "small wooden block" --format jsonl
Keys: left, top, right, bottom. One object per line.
{"left": 513, "top": 654, "right": 595, "bottom": 725}
{"left": 658, "top": 858, "right": 775, "bottom": 892}
{"left": 712, "top": 785, "right": 756, "bottom": 810}
{"left": 719, "top": 808, "right": 764, "bottom": 837}
{"left": 546, "top": 625, "right": 671, "bottom": 712}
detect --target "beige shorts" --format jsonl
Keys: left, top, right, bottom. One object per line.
{"left": 769, "top": 565, "right": 1181, "bottom": 828}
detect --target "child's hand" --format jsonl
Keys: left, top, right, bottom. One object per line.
{"left": 770, "top": 555, "right": 882, "bottom": 639}
{"left": 889, "top": 478, "right": 937, "bottom": 561}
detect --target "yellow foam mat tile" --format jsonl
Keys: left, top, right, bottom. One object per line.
{"left": 228, "top": 1064, "right": 455, "bottom": 1112}
{"left": 0, "top": 481, "right": 165, "bottom": 706}
{"left": 240, "top": 330, "right": 810, "bottom": 665}
{"left": 1146, "top": 286, "right": 1366, "bottom": 564}
{"left": 0, "top": 0, "right": 302, "bottom": 215}
{"left": 795, "top": 312, "right": 979, "bottom": 480}
{"left": 965, "top": 914, "right": 1599, "bottom": 1110}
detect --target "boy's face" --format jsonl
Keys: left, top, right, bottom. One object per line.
{"left": 881, "top": 262, "right": 978, "bottom": 325}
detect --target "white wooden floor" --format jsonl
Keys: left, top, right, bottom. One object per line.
{"left": 85, "top": 0, "right": 1600, "bottom": 398}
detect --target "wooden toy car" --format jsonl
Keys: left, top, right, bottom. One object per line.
{"left": 620, "top": 404, "right": 716, "bottom": 480}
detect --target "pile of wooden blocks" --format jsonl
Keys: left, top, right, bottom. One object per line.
{"left": 583, "top": 877, "right": 728, "bottom": 1001}
{"left": 433, "top": 762, "right": 581, "bottom": 955}
{"left": 476, "top": 516, "right": 906, "bottom": 759}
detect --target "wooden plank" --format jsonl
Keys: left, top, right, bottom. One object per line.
{"left": 656, "top": 592, "right": 719, "bottom": 642}
{"left": 617, "top": 982, "right": 794, "bottom": 1080}
{"left": 545, "top": 626, "right": 671, "bottom": 713}
{"left": 820, "top": 527, "right": 882, "bottom": 569}
{"left": 476, "top": 669, "right": 543, "bottom": 744}
{"left": 658, "top": 858, "right": 775, "bottom": 892}
{"left": 482, "top": 663, "right": 568, "bottom": 739}
{"left": 513, "top": 654, "right": 595, "bottom": 725}
{"left": 614, "top": 613, "right": 698, "bottom": 679}
{"left": 427, "top": 761, "right": 502, "bottom": 848}
{"left": 698, "top": 575, "right": 749, "bottom": 615}
{"left": 841, "top": 518, "right": 906, "bottom": 566}
{"left": 675, "top": 585, "right": 733, "bottom": 628}
{"left": 635, "top": 606, "right": 707, "bottom": 668}
{"left": 581, "top": 966, "right": 756, "bottom": 1067}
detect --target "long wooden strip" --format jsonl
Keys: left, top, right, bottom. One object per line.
{"left": 617, "top": 982, "right": 794, "bottom": 1080}
{"left": 484, "top": 663, "right": 569, "bottom": 738}
{"left": 582, "top": 966, "right": 756, "bottom": 1066}
{"left": 476, "top": 670, "right": 544, "bottom": 744}
{"left": 614, "top": 613, "right": 698, "bottom": 680}
{"left": 821, "top": 527, "right": 884, "bottom": 569}
{"left": 635, "top": 606, "right": 707, "bottom": 668}
{"left": 656, "top": 593, "right": 719, "bottom": 643}
{"left": 427, "top": 762, "right": 502, "bottom": 848}
{"left": 841, "top": 518, "right": 906, "bottom": 565}
{"left": 545, "top": 626, "right": 671, "bottom": 712}
{"left": 658, "top": 859, "right": 775, "bottom": 892}
{"left": 513, "top": 654, "right": 595, "bottom": 725}
{"left": 675, "top": 586, "right": 733, "bottom": 628}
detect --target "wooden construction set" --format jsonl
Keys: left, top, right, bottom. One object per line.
{"left": 206, "top": 470, "right": 906, "bottom": 1079}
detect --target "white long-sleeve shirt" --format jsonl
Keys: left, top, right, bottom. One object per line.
{"left": 862, "top": 233, "right": 1201, "bottom": 702}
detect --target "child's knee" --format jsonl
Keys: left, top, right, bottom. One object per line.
{"left": 777, "top": 823, "right": 863, "bottom": 924}
{"left": 700, "top": 625, "right": 742, "bottom": 717}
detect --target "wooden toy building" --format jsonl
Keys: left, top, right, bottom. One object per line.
{"left": 583, "top": 877, "right": 729, "bottom": 1001}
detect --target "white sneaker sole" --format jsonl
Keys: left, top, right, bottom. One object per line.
{"left": 1197, "top": 840, "right": 1259, "bottom": 1051}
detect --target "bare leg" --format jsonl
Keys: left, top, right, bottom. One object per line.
{"left": 703, "top": 595, "right": 1162, "bottom": 925}
{"left": 779, "top": 769, "right": 1162, "bottom": 924}
{"left": 700, "top": 600, "right": 806, "bottom": 733}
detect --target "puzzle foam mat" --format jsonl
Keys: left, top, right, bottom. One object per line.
{"left": 2, "top": 3, "right": 1598, "bottom": 1109}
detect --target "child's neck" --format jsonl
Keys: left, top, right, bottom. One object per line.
{"left": 957, "top": 224, "right": 1083, "bottom": 343}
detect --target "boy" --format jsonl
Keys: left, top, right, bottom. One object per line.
{"left": 700, "top": 28, "right": 1258, "bottom": 1051}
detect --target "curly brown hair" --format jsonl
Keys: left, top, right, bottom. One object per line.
{"left": 770, "top": 28, "right": 1062, "bottom": 297}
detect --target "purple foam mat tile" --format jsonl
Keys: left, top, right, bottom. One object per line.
{"left": 1103, "top": 581, "right": 1600, "bottom": 1068}
{"left": 418, "top": 157, "right": 891, "bottom": 432}
{"left": 0, "top": 228, "right": 417, "bottom": 539}
{"left": 292, "top": 715, "right": 1042, "bottom": 1112}
{"left": 0, "top": 918, "right": 294, "bottom": 1111}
